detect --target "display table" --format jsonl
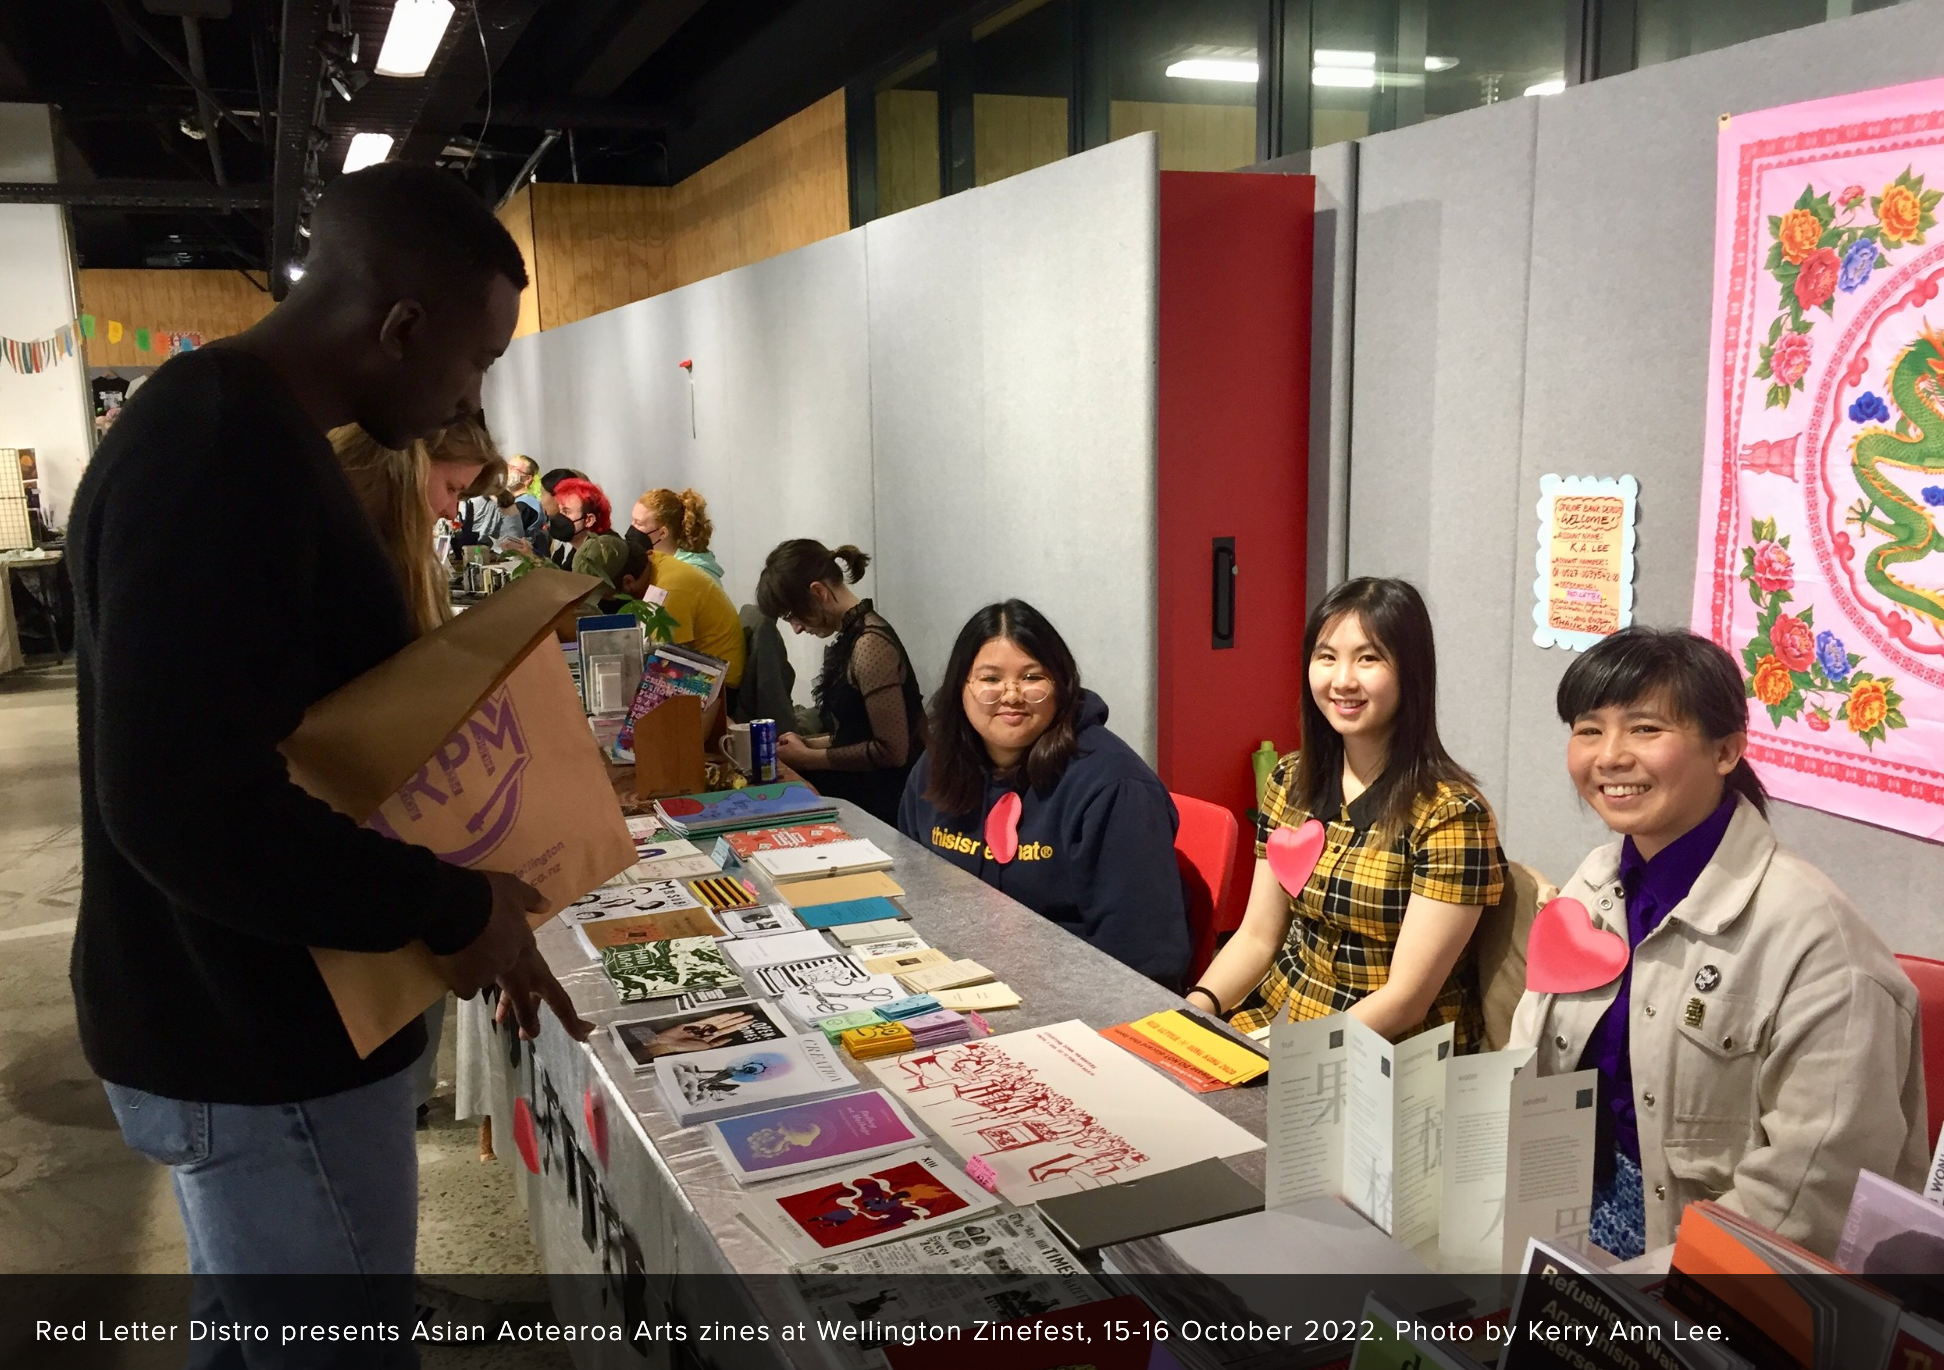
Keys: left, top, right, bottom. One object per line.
{"left": 472, "top": 796, "right": 1266, "bottom": 1364}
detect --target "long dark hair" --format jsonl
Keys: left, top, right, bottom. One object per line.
{"left": 1555, "top": 627, "right": 1769, "bottom": 817}
{"left": 1297, "top": 577, "right": 1480, "bottom": 840}
{"left": 923, "top": 600, "right": 1083, "bottom": 818}
{"left": 755, "top": 539, "right": 869, "bottom": 623}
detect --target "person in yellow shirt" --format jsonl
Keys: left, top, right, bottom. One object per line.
{"left": 580, "top": 537, "right": 746, "bottom": 693}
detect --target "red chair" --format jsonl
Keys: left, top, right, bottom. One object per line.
{"left": 1171, "top": 792, "right": 1241, "bottom": 983}
{"left": 1897, "top": 953, "right": 1944, "bottom": 1148}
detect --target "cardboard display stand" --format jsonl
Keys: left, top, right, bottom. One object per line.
{"left": 632, "top": 692, "right": 708, "bottom": 799}
{"left": 281, "top": 569, "right": 637, "bottom": 1058}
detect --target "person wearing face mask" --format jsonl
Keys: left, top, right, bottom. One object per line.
{"left": 1509, "top": 627, "right": 1923, "bottom": 1261}
{"left": 1193, "top": 578, "right": 1505, "bottom": 1050}
{"left": 536, "top": 468, "right": 587, "bottom": 568}
{"left": 631, "top": 488, "right": 724, "bottom": 583}
{"left": 897, "top": 600, "right": 1189, "bottom": 988}
{"left": 755, "top": 540, "right": 923, "bottom": 823}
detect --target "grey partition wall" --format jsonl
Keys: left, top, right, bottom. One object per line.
{"left": 485, "top": 136, "right": 1162, "bottom": 756}
{"left": 1339, "top": 4, "right": 1944, "bottom": 950}
{"left": 866, "top": 135, "right": 1160, "bottom": 759}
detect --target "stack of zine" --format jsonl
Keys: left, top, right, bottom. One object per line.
{"left": 615, "top": 642, "right": 729, "bottom": 753}
{"left": 655, "top": 783, "right": 837, "bottom": 838}
{"left": 601, "top": 937, "right": 741, "bottom": 1004}
{"left": 653, "top": 1033, "right": 858, "bottom": 1127}
{"left": 838, "top": 1009, "right": 978, "bottom": 1061}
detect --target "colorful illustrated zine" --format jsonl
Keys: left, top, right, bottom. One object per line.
{"left": 718, "top": 823, "right": 856, "bottom": 860}
{"left": 573, "top": 907, "right": 723, "bottom": 959}
{"left": 600, "top": 936, "right": 741, "bottom": 1003}
{"left": 688, "top": 873, "right": 759, "bottom": 911}
{"left": 615, "top": 642, "right": 727, "bottom": 751}
{"left": 655, "top": 783, "right": 837, "bottom": 837}
{"left": 654, "top": 1033, "right": 856, "bottom": 1126}
{"left": 707, "top": 1089, "right": 921, "bottom": 1182}
{"left": 868, "top": 1020, "right": 1262, "bottom": 1203}
{"left": 610, "top": 997, "right": 794, "bottom": 1070}
{"left": 740, "top": 1147, "right": 998, "bottom": 1263}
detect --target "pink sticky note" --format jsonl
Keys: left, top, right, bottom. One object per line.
{"left": 964, "top": 1155, "right": 1000, "bottom": 1192}
{"left": 968, "top": 1011, "right": 992, "bottom": 1037}
{"left": 1526, "top": 896, "right": 1629, "bottom": 995}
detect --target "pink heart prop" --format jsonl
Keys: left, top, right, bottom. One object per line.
{"left": 986, "top": 791, "right": 1023, "bottom": 864}
{"left": 1266, "top": 820, "right": 1326, "bottom": 898}
{"left": 583, "top": 1086, "right": 610, "bottom": 1170}
{"left": 1526, "top": 896, "right": 1630, "bottom": 995}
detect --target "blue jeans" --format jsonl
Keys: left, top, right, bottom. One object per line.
{"left": 104, "top": 1068, "right": 419, "bottom": 1368}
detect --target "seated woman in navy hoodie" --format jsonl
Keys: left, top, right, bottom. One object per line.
{"left": 897, "top": 600, "right": 1191, "bottom": 988}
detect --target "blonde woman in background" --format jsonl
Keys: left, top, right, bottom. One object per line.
{"left": 332, "top": 417, "right": 587, "bottom": 1155}
{"left": 630, "top": 486, "right": 724, "bottom": 582}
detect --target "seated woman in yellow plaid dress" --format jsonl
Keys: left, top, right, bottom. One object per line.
{"left": 1186, "top": 578, "right": 1505, "bottom": 1050}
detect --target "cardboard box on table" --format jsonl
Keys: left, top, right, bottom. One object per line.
{"left": 280, "top": 570, "right": 637, "bottom": 1058}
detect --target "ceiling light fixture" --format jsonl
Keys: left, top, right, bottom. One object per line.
{"left": 375, "top": 0, "right": 455, "bottom": 78}
{"left": 1313, "top": 49, "right": 1376, "bottom": 68}
{"left": 343, "top": 131, "right": 395, "bottom": 173}
{"left": 1312, "top": 67, "right": 1377, "bottom": 89}
{"left": 1424, "top": 55, "right": 1460, "bottom": 72}
{"left": 1524, "top": 77, "right": 1566, "bottom": 96}
{"left": 1164, "top": 58, "right": 1259, "bottom": 83}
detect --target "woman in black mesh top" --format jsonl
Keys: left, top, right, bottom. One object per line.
{"left": 756, "top": 540, "right": 925, "bottom": 824}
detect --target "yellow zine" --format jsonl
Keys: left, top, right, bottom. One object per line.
{"left": 1128, "top": 1010, "right": 1268, "bottom": 1085}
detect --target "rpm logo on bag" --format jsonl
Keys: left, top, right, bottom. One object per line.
{"left": 369, "top": 686, "right": 532, "bottom": 865}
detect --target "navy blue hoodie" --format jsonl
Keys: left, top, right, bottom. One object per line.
{"left": 897, "top": 691, "right": 1190, "bottom": 988}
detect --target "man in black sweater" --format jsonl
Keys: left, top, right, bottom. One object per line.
{"left": 67, "top": 164, "right": 584, "bottom": 1341}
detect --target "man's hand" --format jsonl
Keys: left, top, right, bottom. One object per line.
{"left": 493, "top": 943, "right": 594, "bottom": 1041}
{"left": 433, "top": 871, "right": 544, "bottom": 997}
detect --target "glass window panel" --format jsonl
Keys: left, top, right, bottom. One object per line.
{"left": 973, "top": 0, "right": 1072, "bottom": 188}
{"left": 1310, "top": 0, "right": 1571, "bottom": 148}
{"left": 876, "top": 52, "right": 940, "bottom": 217}
{"left": 1631, "top": 0, "right": 1895, "bottom": 69}
{"left": 1106, "top": 0, "right": 1259, "bottom": 171}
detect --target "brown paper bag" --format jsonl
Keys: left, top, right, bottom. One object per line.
{"left": 281, "top": 570, "right": 637, "bottom": 1058}
{"left": 632, "top": 693, "right": 707, "bottom": 798}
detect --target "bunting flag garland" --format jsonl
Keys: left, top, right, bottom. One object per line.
{"left": 1, "top": 316, "right": 204, "bottom": 374}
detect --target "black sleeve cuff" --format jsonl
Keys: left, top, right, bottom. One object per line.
{"left": 419, "top": 867, "right": 494, "bottom": 956}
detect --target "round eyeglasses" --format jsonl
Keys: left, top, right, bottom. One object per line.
{"left": 968, "top": 680, "right": 1052, "bottom": 707}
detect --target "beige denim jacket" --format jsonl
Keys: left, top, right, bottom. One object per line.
{"left": 1509, "top": 796, "right": 1927, "bottom": 1256}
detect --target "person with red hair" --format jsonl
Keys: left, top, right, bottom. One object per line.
{"left": 552, "top": 477, "right": 631, "bottom": 613}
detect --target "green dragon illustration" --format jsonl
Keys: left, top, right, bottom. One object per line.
{"left": 1847, "top": 320, "right": 1944, "bottom": 630}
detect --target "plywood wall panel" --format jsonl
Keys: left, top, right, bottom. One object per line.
{"left": 974, "top": 93, "right": 1067, "bottom": 186}
{"left": 77, "top": 269, "right": 273, "bottom": 367}
{"left": 496, "top": 187, "right": 542, "bottom": 340}
{"left": 1109, "top": 101, "right": 1255, "bottom": 173}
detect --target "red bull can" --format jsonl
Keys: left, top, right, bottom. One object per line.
{"left": 749, "top": 718, "right": 779, "bottom": 782}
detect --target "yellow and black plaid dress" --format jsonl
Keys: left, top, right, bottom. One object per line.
{"left": 1230, "top": 754, "right": 1505, "bottom": 1052}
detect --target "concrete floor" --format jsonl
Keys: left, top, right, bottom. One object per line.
{"left": 0, "top": 660, "right": 541, "bottom": 1279}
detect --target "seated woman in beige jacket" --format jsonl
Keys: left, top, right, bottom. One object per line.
{"left": 1511, "top": 627, "right": 1924, "bottom": 1261}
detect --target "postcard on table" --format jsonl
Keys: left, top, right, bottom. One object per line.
{"left": 795, "top": 897, "right": 913, "bottom": 931}
{"left": 776, "top": 976, "right": 910, "bottom": 1027}
{"left": 739, "top": 1147, "right": 998, "bottom": 1263}
{"left": 722, "top": 930, "right": 839, "bottom": 971}
{"left": 867, "top": 1020, "right": 1263, "bottom": 1203}
{"left": 707, "top": 1088, "right": 921, "bottom": 1182}
{"left": 829, "top": 918, "right": 917, "bottom": 946}
{"left": 653, "top": 1033, "right": 857, "bottom": 1127}
{"left": 748, "top": 954, "right": 875, "bottom": 998}
{"left": 574, "top": 907, "right": 724, "bottom": 959}
{"left": 600, "top": 936, "right": 742, "bottom": 1003}
{"left": 610, "top": 998, "right": 795, "bottom": 1071}
{"left": 780, "top": 872, "right": 905, "bottom": 909}
{"left": 715, "top": 904, "right": 805, "bottom": 939}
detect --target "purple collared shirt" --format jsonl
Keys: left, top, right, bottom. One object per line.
{"left": 1577, "top": 793, "right": 1737, "bottom": 1183}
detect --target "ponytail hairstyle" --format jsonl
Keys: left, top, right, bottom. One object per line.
{"left": 1555, "top": 626, "right": 1769, "bottom": 817}
{"left": 1296, "top": 577, "right": 1481, "bottom": 842}
{"left": 639, "top": 487, "right": 715, "bottom": 552}
{"left": 923, "top": 599, "right": 1084, "bottom": 818}
{"left": 332, "top": 413, "right": 501, "bottom": 636}
{"left": 755, "top": 539, "right": 870, "bottom": 623}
